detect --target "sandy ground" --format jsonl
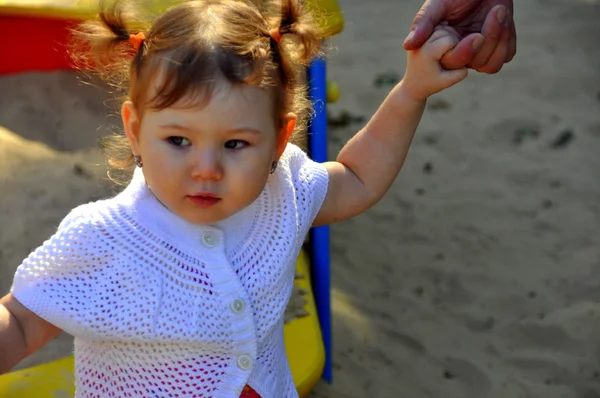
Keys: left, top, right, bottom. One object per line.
{"left": 1, "top": 0, "right": 600, "bottom": 397}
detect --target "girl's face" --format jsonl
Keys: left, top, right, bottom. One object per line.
{"left": 122, "top": 81, "right": 293, "bottom": 224}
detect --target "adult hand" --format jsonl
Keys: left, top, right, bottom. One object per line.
{"left": 403, "top": 0, "right": 516, "bottom": 74}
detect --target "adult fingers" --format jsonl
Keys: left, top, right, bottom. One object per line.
{"left": 403, "top": 0, "right": 446, "bottom": 51}
{"left": 506, "top": 19, "right": 517, "bottom": 62}
{"left": 468, "top": 5, "right": 508, "bottom": 70}
{"left": 475, "top": 12, "right": 511, "bottom": 74}
{"left": 439, "top": 33, "right": 483, "bottom": 70}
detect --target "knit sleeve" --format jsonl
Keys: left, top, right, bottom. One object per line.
{"left": 281, "top": 143, "right": 329, "bottom": 236}
{"left": 10, "top": 206, "right": 112, "bottom": 338}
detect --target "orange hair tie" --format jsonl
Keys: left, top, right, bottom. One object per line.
{"left": 270, "top": 28, "right": 282, "bottom": 44}
{"left": 129, "top": 32, "right": 145, "bottom": 51}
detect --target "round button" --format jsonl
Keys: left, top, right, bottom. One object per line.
{"left": 237, "top": 355, "right": 252, "bottom": 370}
{"left": 202, "top": 232, "right": 218, "bottom": 248}
{"left": 230, "top": 298, "right": 245, "bottom": 314}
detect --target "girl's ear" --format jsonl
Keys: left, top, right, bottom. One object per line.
{"left": 275, "top": 113, "right": 296, "bottom": 160}
{"left": 122, "top": 101, "right": 141, "bottom": 155}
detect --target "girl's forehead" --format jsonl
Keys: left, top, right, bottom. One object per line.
{"left": 147, "top": 70, "right": 271, "bottom": 106}
{"left": 144, "top": 81, "right": 276, "bottom": 132}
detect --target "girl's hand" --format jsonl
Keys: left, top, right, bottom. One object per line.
{"left": 402, "top": 25, "right": 469, "bottom": 101}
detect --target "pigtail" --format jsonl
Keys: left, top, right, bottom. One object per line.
{"left": 69, "top": 0, "right": 150, "bottom": 185}
{"left": 69, "top": 0, "right": 148, "bottom": 91}
{"left": 257, "top": 0, "right": 324, "bottom": 147}
{"left": 264, "top": 0, "right": 322, "bottom": 65}
{"left": 280, "top": 0, "right": 322, "bottom": 63}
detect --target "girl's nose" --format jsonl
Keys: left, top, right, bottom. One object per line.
{"left": 190, "top": 150, "right": 223, "bottom": 181}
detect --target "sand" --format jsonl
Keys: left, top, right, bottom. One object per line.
{"left": 1, "top": 0, "right": 600, "bottom": 396}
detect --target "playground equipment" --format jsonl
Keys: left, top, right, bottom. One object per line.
{"left": 0, "top": 0, "right": 343, "bottom": 395}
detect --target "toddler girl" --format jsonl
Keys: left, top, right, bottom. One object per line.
{"left": 0, "top": 0, "right": 467, "bottom": 396}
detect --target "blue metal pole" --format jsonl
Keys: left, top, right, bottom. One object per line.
{"left": 307, "top": 53, "right": 332, "bottom": 383}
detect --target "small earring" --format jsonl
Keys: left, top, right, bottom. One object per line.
{"left": 134, "top": 155, "right": 143, "bottom": 168}
{"left": 270, "top": 160, "right": 278, "bottom": 174}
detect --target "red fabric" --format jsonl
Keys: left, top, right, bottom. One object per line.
{"left": 0, "top": 15, "right": 78, "bottom": 75}
{"left": 240, "top": 385, "right": 261, "bottom": 398}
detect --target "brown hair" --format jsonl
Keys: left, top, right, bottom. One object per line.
{"left": 70, "top": 0, "right": 322, "bottom": 183}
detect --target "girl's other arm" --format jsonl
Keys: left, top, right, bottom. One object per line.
{"left": 313, "top": 26, "right": 467, "bottom": 227}
{"left": 0, "top": 293, "right": 61, "bottom": 374}
{"left": 314, "top": 87, "right": 425, "bottom": 227}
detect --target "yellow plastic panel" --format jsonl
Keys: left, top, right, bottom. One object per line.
{"left": 0, "top": 0, "right": 343, "bottom": 36}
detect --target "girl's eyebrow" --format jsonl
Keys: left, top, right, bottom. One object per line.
{"left": 227, "top": 128, "right": 264, "bottom": 135}
{"left": 159, "top": 123, "right": 192, "bottom": 131}
{"left": 159, "top": 123, "right": 263, "bottom": 135}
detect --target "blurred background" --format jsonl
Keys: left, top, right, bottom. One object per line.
{"left": 1, "top": 0, "right": 600, "bottom": 397}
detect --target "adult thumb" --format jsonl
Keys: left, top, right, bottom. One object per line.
{"left": 403, "top": 0, "right": 445, "bottom": 51}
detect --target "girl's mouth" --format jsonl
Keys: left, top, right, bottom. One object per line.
{"left": 188, "top": 195, "right": 221, "bottom": 208}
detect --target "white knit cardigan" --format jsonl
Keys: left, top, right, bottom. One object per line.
{"left": 11, "top": 143, "right": 329, "bottom": 398}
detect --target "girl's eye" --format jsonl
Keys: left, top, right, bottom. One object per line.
{"left": 167, "top": 136, "right": 191, "bottom": 147}
{"left": 224, "top": 140, "right": 248, "bottom": 150}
